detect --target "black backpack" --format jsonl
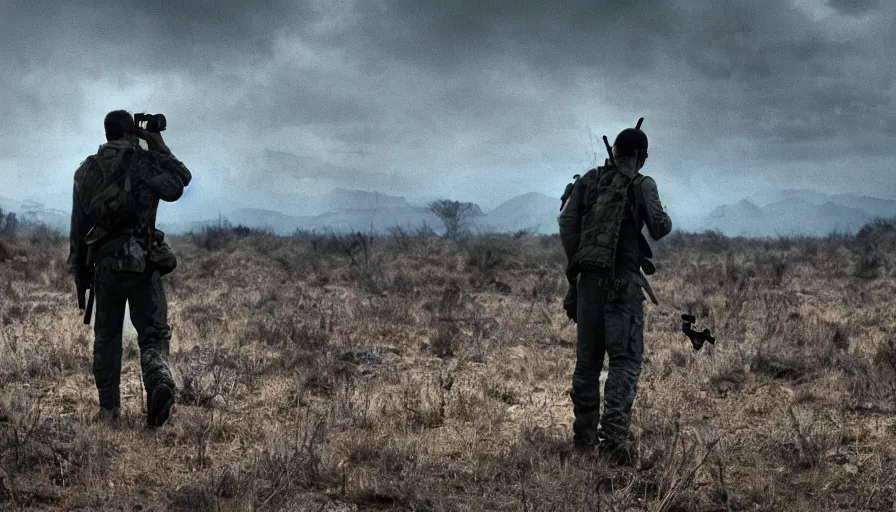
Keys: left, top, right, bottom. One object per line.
{"left": 87, "top": 145, "right": 142, "bottom": 234}
{"left": 83, "top": 146, "right": 150, "bottom": 270}
{"left": 84, "top": 146, "right": 178, "bottom": 275}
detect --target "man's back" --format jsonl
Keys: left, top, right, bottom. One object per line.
{"left": 74, "top": 142, "right": 190, "bottom": 228}
{"left": 559, "top": 162, "right": 671, "bottom": 275}
{"left": 69, "top": 141, "right": 191, "bottom": 271}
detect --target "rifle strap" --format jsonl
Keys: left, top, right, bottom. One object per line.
{"left": 87, "top": 146, "right": 134, "bottom": 220}
{"left": 629, "top": 176, "right": 643, "bottom": 232}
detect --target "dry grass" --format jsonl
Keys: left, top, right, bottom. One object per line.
{"left": 1, "top": 223, "right": 895, "bottom": 511}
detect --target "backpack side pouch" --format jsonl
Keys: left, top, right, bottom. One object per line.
{"left": 148, "top": 229, "right": 177, "bottom": 276}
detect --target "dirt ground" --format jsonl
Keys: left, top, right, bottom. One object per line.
{"left": 1, "top": 223, "right": 895, "bottom": 511}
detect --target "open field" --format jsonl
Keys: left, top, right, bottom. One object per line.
{"left": 1, "top": 223, "right": 895, "bottom": 511}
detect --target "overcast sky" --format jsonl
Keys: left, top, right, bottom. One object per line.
{"left": 1, "top": 0, "right": 894, "bottom": 224}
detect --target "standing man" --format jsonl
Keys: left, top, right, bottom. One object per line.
{"left": 558, "top": 126, "right": 672, "bottom": 462}
{"left": 68, "top": 110, "right": 191, "bottom": 427}
{"left": 560, "top": 174, "right": 581, "bottom": 211}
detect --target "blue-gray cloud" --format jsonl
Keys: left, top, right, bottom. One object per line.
{"left": 0, "top": 0, "right": 894, "bottom": 222}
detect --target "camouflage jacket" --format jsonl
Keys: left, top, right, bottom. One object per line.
{"left": 67, "top": 140, "right": 191, "bottom": 271}
{"left": 560, "top": 181, "right": 576, "bottom": 211}
{"left": 558, "top": 156, "right": 672, "bottom": 285}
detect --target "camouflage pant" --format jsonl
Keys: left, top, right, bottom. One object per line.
{"left": 572, "top": 272, "right": 644, "bottom": 445}
{"left": 92, "top": 260, "right": 175, "bottom": 411}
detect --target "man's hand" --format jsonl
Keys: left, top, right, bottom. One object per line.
{"left": 74, "top": 265, "right": 93, "bottom": 286}
{"left": 74, "top": 265, "right": 93, "bottom": 311}
{"left": 135, "top": 127, "right": 170, "bottom": 153}
{"left": 563, "top": 284, "right": 578, "bottom": 323}
{"left": 76, "top": 280, "right": 88, "bottom": 311}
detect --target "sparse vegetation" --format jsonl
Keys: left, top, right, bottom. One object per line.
{"left": 0, "top": 208, "right": 18, "bottom": 236}
{"left": 0, "top": 221, "right": 895, "bottom": 510}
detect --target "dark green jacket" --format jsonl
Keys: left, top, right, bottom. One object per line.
{"left": 68, "top": 141, "right": 191, "bottom": 271}
{"left": 560, "top": 182, "right": 576, "bottom": 211}
{"left": 558, "top": 156, "right": 672, "bottom": 284}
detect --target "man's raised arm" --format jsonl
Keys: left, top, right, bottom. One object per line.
{"left": 141, "top": 130, "right": 192, "bottom": 202}
{"left": 146, "top": 152, "right": 192, "bottom": 202}
{"left": 639, "top": 176, "right": 672, "bottom": 240}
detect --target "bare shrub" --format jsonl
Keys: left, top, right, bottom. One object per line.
{"left": 399, "top": 375, "right": 449, "bottom": 429}
{"left": 176, "top": 345, "right": 241, "bottom": 408}
{"left": 854, "top": 240, "right": 883, "bottom": 279}
{"left": 428, "top": 200, "right": 482, "bottom": 238}
{"left": 0, "top": 208, "right": 19, "bottom": 235}
{"left": 845, "top": 340, "right": 896, "bottom": 410}
{"left": 244, "top": 413, "right": 332, "bottom": 508}
{"left": 246, "top": 312, "right": 329, "bottom": 349}
{"left": 853, "top": 218, "right": 896, "bottom": 279}
{"left": 168, "top": 484, "right": 214, "bottom": 512}
{"left": 464, "top": 236, "right": 512, "bottom": 274}
{"left": 189, "top": 216, "right": 239, "bottom": 251}
{"left": 428, "top": 323, "right": 459, "bottom": 358}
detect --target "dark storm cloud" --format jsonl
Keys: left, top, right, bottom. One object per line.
{"left": 827, "top": 0, "right": 880, "bottom": 15}
{"left": 351, "top": 1, "right": 675, "bottom": 74}
{"left": 0, "top": 0, "right": 894, "bottom": 219}
{"left": 349, "top": 0, "right": 894, "bottom": 150}
{"left": 1, "top": 1, "right": 299, "bottom": 71}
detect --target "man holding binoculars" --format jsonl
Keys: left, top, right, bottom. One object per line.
{"left": 68, "top": 110, "right": 191, "bottom": 428}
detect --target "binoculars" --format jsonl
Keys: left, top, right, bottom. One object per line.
{"left": 134, "top": 113, "right": 167, "bottom": 133}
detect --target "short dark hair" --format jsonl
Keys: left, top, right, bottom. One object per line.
{"left": 104, "top": 110, "right": 136, "bottom": 141}
{"left": 613, "top": 128, "right": 648, "bottom": 157}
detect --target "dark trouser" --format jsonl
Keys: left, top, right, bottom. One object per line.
{"left": 92, "top": 260, "right": 175, "bottom": 411}
{"left": 572, "top": 272, "right": 644, "bottom": 445}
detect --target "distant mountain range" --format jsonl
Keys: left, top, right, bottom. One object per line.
{"left": 703, "top": 189, "right": 896, "bottom": 237}
{"left": 181, "top": 190, "right": 562, "bottom": 235}
{"left": 756, "top": 189, "right": 896, "bottom": 218}
{"left": 197, "top": 188, "right": 896, "bottom": 237}
{"left": 473, "top": 192, "right": 559, "bottom": 234}
{"left": 0, "top": 196, "right": 69, "bottom": 232}
{"left": 3, "top": 188, "right": 894, "bottom": 238}
{"left": 223, "top": 204, "right": 443, "bottom": 235}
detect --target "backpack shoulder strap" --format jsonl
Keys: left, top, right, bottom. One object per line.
{"left": 85, "top": 146, "right": 137, "bottom": 224}
{"left": 629, "top": 175, "right": 646, "bottom": 228}
{"left": 578, "top": 166, "right": 600, "bottom": 215}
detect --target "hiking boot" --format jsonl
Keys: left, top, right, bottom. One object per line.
{"left": 573, "top": 428, "right": 599, "bottom": 451}
{"left": 147, "top": 384, "right": 174, "bottom": 428}
{"left": 599, "top": 439, "right": 635, "bottom": 466}
{"left": 97, "top": 407, "right": 121, "bottom": 424}
{"left": 572, "top": 414, "right": 600, "bottom": 452}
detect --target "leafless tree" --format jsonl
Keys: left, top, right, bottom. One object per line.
{"left": 427, "top": 200, "right": 482, "bottom": 238}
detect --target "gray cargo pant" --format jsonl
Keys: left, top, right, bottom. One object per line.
{"left": 92, "top": 260, "right": 175, "bottom": 411}
{"left": 572, "top": 271, "right": 645, "bottom": 446}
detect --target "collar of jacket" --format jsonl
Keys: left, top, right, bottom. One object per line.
{"left": 97, "top": 140, "right": 138, "bottom": 152}
{"left": 612, "top": 155, "right": 641, "bottom": 179}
